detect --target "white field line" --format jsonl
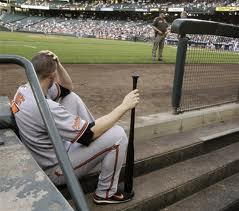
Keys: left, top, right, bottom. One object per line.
{"left": 0, "top": 42, "right": 37, "bottom": 49}
{"left": 23, "top": 45, "right": 36, "bottom": 49}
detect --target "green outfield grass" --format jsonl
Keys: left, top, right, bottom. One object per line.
{"left": 0, "top": 31, "right": 238, "bottom": 64}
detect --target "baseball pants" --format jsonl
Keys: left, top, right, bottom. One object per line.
{"left": 152, "top": 34, "right": 165, "bottom": 60}
{"left": 45, "top": 92, "right": 128, "bottom": 198}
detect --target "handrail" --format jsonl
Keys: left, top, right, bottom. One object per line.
{"left": 0, "top": 55, "right": 89, "bottom": 211}
{"left": 171, "top": 18, "right": 239, "bottom": 38}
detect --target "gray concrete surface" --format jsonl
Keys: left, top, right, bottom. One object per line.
{"left": 120, "top": 103, "right": 239, "bottom": 142}
{"left": 163, "top": 172, "right": 239, "bottom": 211}
{"left": 0, "top": 129, "right": 73, "bottom": 211}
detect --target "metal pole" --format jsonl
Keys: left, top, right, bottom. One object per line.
{"left": 0, "top": 55, "right": 89, "bottom": 211}
{"left": 172, "top": 35, "right": 188, "bottom": 114}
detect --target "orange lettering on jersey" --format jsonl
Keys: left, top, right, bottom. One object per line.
{"left": 11, "top": 102, "right": 19, "bottom": 114}
{"left": 72, "top": 116, "right": 81, "bottom": 130}
{"left": 14, "top": 92, "right": 25, "bottom": 106}
{"left": 11, "top": 92, "right": 25, "bottom": 114}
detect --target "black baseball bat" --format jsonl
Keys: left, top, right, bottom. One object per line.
{"left": 124, "top": 74, "right": 139, "bottom": 196}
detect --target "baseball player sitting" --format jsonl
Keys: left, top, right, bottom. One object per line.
{"left": 11, "top": 50, "right": 140, "bottom": 204}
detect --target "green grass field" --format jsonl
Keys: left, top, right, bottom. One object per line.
{"left": 0, "top": 31, "right": 238, "bottom": 64}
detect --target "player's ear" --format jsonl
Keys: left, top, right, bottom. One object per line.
{"left": 49, "top": 71, "right": 57, "bottom": 81}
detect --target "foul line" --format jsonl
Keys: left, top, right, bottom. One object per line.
{"left": 23, "top": 45, "right": 37, "bottom": 49}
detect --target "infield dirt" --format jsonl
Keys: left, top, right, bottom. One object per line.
{"left": 0, "top": 64, "right": 174, "bottom": 121}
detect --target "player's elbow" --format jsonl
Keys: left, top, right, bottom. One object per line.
{"left": 69, "top": 84, "right": 74, "bottom": 91}
{"left": 65, "top": 82, "right": 73, "bottom": 91}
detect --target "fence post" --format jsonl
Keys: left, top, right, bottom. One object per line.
{"left": 172, "top": 35, "right": 188, "bottom": 114}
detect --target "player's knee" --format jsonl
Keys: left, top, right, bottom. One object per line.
{"left": 113, "top": 125, "right": 128, "bottom": 147}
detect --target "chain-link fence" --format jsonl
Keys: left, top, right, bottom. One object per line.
{"left": 181, "top": 35, "right": 239, "bottom": 111}
{"left": 171, "top": 19, "right": 239, "bottom": 114}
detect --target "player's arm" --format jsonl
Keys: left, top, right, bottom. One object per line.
{"left": 91, "top": 89, "right": 139, "bottom": 140}
{"left": 49, "top": 90, "right": 139, "bottom": 146}
{"left": 152, "top": 26, "right": 163, "bottom": 35}
{"left": 55, "top": 62, "right": 73, "bottom": 91}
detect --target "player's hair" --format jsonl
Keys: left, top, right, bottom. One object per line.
{"left": 31, "top": 52, "right": 57, "bottom": 80}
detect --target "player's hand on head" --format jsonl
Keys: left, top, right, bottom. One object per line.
{"left": 121, "top": 89, "right": 140, "bottom": 111}
{"left": 38, "top": 50, "right": 60, "bottom": 64}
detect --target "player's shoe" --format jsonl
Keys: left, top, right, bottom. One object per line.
{"left": 92, "top": 191, "right": 133, "bottom": 204}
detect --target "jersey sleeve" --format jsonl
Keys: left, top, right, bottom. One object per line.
{"left": 47, "top": 99, "right": 94, "bottom": 145}
{"left": 47, "top": 83, "right": 70, "bottom": 101}
{"left": 47, "top": 83, "right": 61, "bottom": 101}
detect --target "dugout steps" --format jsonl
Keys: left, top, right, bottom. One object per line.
{"left": 84, "top": 141, "right": 239, "bottom": 211}
{"left": 59, "top": 117, "right": 239, "bottom": 197}
{"left": 162, "top": 172, "right": 239, "bottom": 211}
{"left": 66, "top": 111, "right": 239, "bottom": 210}
{"left": 82, "top": 129, "right": 239, "bottom": 210}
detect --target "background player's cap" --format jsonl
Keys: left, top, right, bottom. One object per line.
{"left": 159, "top": 11, "right": 167, "bottom": 17}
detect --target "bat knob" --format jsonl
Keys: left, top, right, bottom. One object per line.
{"left": 132, "top": 74, "right": 139, "bottom": 80}
{"left": 132, "top": 74, "right": 139, "bottom": 90}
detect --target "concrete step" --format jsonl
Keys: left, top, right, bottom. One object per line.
{"left": 124, "top": 103, "right": 239, "bottom": 142}
{"left": 85, "top": 141, "right": 239, "bottom": 211}
{"left": 162, "top": 172, "right": 239, "bottom": 211}
{"left": 0, "top": 129, "right": 73, "bottom": 211}
{"left": 60, "top": 119, "right": 239, "bottom": 197}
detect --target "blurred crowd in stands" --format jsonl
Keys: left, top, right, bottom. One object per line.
{"left": 0, "top": 14, "right": 153, "bottom": 41}
{"left": 16, "top": 0, "right": 239, "bottom": 9}
{"left": 166, "top": 33, "right": 239, "bottom": 51}
{"left": 1, "top": 13, "right": 239, "bottom": 52}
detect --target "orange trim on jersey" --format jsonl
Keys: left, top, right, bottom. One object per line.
{"left": 72, "top": 116, "right": 81, "bottom": 130}
{"left": 14, "top": 92, "right": 25, "bottom": 106}
{"left": 71, "top": 122, "right": 89, "bottom": 144}
{"left": 106, "top": 144, "right": 119, "bottom": 199}
{"left": 11, "top": 102, "right": 19, "bottom": 114}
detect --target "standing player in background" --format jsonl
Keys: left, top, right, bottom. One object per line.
{"left": 152, "top": 12, "right": 169, "bottom": 63}
{"left": 11, "top": 50, "right": 140, "bottom": 204}
{"left": 180, "top": 11, "right": 188, "bottom": 18}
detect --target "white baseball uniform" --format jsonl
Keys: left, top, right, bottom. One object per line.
{"left": 12, "top": 83, "right": 128, "bottom": 198}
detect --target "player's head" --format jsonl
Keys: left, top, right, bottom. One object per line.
{"left": 180, "top": 11, "right": 188, "bottom": 18}
{"left": 159, "top": 12, "right": 166, "bottom": 19}
{"left": 31, "top": 51, "right": 57, "bottom": 86}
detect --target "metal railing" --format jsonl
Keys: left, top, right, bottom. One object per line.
{"left": 171, "top": 19, "right": 239, "bottom": 114}
{"left": 0, "top": 55, "right": 89, "bottom": 211}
